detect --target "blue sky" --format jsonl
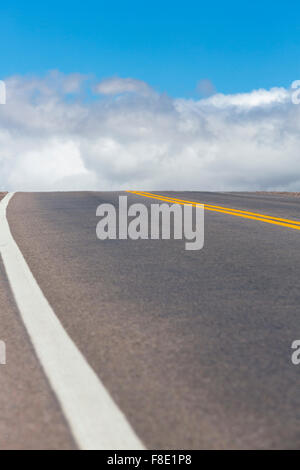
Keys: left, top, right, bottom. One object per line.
{"left": 1, "top": 0, "right": 300, "bottom": 97}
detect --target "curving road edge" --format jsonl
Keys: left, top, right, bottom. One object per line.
{"left": 0, "top": 193, "right": 144, "bottom": 451}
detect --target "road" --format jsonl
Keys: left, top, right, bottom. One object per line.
{"left": 1, "top": 191, "right": 300, "bottom": 449}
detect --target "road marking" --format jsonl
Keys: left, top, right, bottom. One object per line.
{"left": 127, "top": 191, "right": 300, "bottom": 231}
{"left": 0, "top": 193, "right": 144, "bottom": 451}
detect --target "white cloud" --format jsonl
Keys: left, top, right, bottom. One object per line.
{"left": 95, "top": 77, "right": 154, "bottom": 96}
{"left": 0, "top": 72, "right": 300, "bottom": 192}
{"left": 200, "top": 87, "right": 289, "bottom": 109}
{"left": 197, "top": 79, "right": 216, "bottom": 97}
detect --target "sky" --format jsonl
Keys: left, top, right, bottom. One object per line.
{"left": 1, "top": 1, "right": 300, "bottom": 97}
{"left": 0, "top": 1, "right": 300, "bottom": 191}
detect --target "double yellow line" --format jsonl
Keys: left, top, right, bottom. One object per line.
{"left": 126, "top": 190, "right": 300, "bottom": 231}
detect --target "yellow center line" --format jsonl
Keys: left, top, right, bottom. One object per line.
{"left": 129, "top": 190, "right": 300, "bottom": 225}
{"left": 126, "top": 190, "right": 300, "bottom": 231}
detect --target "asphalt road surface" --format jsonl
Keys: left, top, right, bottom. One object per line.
{"left": 1, "top": 191, "right": 300, "bottom": 450}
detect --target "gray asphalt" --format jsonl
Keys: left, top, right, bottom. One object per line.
{"left": 2, "top": 191, "right": 300, "bottom": 449}
{"left": 0, "top": 250, "right": 76, "bottom": 450}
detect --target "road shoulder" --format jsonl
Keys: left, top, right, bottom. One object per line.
{"left": 0, "top": 256, "right": 77, "bottom": 450}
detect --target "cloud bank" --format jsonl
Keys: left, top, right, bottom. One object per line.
{"left": 0, "top": 71, "right": 299, "bottom": 192}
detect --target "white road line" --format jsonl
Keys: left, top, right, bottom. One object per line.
{"left": 0, "top": 193, "right": 145, "bottom": 451}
